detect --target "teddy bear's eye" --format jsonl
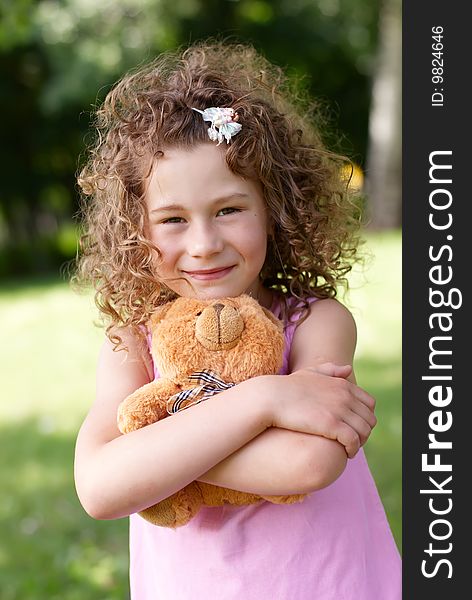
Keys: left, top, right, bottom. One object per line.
{"left": 196, "top": 311, "right": 202, "bottom": 316}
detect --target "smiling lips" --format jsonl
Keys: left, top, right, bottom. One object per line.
{"left": 183, "top": 266, "right": 235, "bottom": 280}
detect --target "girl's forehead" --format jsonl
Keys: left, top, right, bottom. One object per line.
{"left": 151, "top": 143, "right": 227, "bottom": 176}
{"left": 146, "top": 143, "right": 263, "bottom": 208}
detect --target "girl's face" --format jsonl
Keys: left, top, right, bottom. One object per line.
{"left": 145, "top": 143, "right": 271, "bottom": 304}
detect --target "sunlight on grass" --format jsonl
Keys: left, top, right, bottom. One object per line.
{"left": 344, "top": 229, "right": 402, "bottom": 552}
{"left": 346, "top": 229, "right": 402, "bottom": 361}
{"left": 0, "top": 282, "right": 102, "bottom": 427}
{"left": 0, "top": 280, "right": 128, "bottom": 598}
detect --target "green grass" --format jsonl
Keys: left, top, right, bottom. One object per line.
{"left": 345, "top": 230, "right": 402, "bottom": 554}
{"left": 0, "top": 279, "right": 128, "bottom": 599}
{"left": 0, "top": 229, "right": 401, "bottom": 597}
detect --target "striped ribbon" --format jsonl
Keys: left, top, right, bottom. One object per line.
{"left": 167, "top": 370, "right": 235, "bottom": 414}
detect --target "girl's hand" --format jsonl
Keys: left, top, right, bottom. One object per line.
{"left": 267, "top": 365, "right": 377, "bottom": 458}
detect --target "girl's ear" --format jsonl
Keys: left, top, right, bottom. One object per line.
{"left": 149, "top": 301, "right": 174, "bottom": 326}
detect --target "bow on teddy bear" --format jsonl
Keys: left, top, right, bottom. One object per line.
{"left": 117, "top": 294, "right": 306, "bottom": 528}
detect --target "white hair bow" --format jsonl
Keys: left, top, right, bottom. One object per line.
{"left": 191, "top": 107, "right": 242, "bottom": 145}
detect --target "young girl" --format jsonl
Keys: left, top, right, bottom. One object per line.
{"left": 74, "top": 41, "right": 401, "bottom": 599}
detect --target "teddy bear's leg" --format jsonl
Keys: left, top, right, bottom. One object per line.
{"left": 198, "top": 481, "right": 263, "bottom": 507}
{"left": 138, "top": 482, "right": 204, "bottom": 528}
{"left": 117, "top": 379, "right": 182, "bottom": 433}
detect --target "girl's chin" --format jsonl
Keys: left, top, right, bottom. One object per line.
{"left": 188, "top": 288, "right": 245, "bottom": 300}
{"left": 173, "top": 283, "right": 256, "bottom": 301}
{"left": 165, "top": 271, "right": 263, "bottom": 301}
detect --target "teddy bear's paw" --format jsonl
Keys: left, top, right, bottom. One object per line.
{"left": 198, "top": 481, "right": 263, "bottom": 507}
{"left": 260, "top": 493, "right": 306, "bottom": 505}
{"left": 117, "top": 380, "right": 180, "bottom": 433}
{"left": 139, "top": 483, "right": 204, "bottom": 528}
{"left": 139, "top": 495, "right": 180, "bottom": 528}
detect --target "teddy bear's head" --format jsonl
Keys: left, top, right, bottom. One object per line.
{"left": 149, "top": 294, "right": 284, "bottom": 382}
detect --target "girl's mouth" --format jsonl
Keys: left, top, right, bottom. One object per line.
{"left": 183, "top": 266, "right": 235, "bottom": 281}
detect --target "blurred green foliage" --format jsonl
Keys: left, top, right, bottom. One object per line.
{"left": 0, "top": 0, "right": 380, "bottom": 277}
{"left": 0, "top": 230, "right": 400, "bottom": 598}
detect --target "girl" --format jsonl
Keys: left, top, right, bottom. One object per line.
{"left": 74, "top": 42, "right": 401, "bottom": 599}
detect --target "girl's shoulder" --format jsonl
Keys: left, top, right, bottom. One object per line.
{"left": 272, "top": 293, "right": 353, "bottom": 323}
{"left": 270, "top": 292, "right": 321, "bottom": 326}
{"left": 288, "top": 296, "right": 356, "bottom": 340}
{"left": 268, "top": 292, "right": 357, "bottom": 373}
{"left": 287, "top": 297, "right": 357, "bottom": 373}
{"left": 108, "top": 325, "right": 154, "bottom": 383}
{"left": 270, "top": 294, "right": 329, "bottom": 375}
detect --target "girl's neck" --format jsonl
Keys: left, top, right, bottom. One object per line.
{"left": 250, "top": 284, "right": 274, "bottom": 310}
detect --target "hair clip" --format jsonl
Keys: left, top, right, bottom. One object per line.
{"left": 191, "top": 107, "right": 242, "bottom": 145}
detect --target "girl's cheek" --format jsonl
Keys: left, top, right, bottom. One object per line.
{"left": 149, "top": 229, "right": 171, "bottom": 254}
{"left": 240, "top": 228, "right": 268, "bottom": 255}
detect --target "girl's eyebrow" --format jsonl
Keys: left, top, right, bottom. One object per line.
{"left": 150, "top": 193, "right": 249, "bottom": 213}
{"left": 150, "top": 203, "right": 185, "bottom": 214}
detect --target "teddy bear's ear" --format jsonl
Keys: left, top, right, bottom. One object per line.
{"left": 149, "top": 301, "right": 174, "bottom": 327}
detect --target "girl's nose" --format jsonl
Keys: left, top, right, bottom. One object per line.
{"left": 187, "top": 222, "right": 224, "bottom": 257}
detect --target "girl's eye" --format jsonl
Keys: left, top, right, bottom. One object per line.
{"left": 217, "top": 207, "right": 241, "bottom": 217}
{"left": 161, "top": 217, "right": 185, "bottom": 224}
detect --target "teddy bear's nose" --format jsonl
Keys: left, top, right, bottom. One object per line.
{"left": 195, "top": 303, "right": 244, "bottom": 351}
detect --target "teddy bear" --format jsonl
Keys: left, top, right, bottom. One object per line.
{"left": 117, "top": 294, "right": 306, "bottom": 528}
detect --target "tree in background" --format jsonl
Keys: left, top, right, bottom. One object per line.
{"left": 365, "top": 0, "right": 401, "bottom": 228}
{"left": 1, "top": 0, "right": 399, "bottom": 277}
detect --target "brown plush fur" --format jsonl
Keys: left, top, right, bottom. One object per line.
{"left": 117, "top": 294, "right": 306, "bottom": 528}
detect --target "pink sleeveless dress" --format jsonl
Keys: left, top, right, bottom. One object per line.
{"left": 129, "top": 296, "right": 401, "bottom": 599}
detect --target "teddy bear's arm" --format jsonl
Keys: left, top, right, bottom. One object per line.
{"left": 117, "top": 379, "right": 181, "bottom": 434}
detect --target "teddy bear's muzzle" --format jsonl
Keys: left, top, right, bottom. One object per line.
{"left": 195, "top": 302, "right": 244, "bottom": 351}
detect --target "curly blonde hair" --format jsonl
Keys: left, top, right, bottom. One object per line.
{"left": 75, "top": 40, "right": 363, "bottom": 344}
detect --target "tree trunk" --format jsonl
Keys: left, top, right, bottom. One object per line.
{"left": 365, "top": 0, "right": 402, "bottom": 229}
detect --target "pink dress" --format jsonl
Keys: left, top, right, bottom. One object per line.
{"left": 129, "top": 296, "right": 402, "bottom": 599}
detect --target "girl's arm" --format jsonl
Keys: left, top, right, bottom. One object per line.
{"left": 74, "top": 330, "right": 274, "bottom": 520}
{"left": 74, "top": 300, "right": 374, "bottom": 520}
{"left": 197, "top": 299, "right": 376, "bottom": 494}
{"left": 75, "top": 326, "right": 347, "bottom": 519}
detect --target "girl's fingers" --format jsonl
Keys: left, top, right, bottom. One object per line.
{"left": 353, "top": 386, "right": 376, "bottom": 411}
{"left": 335, "top": 423, "right": 361, "bottom": 458}
{"left": 350, "top": 401, "right": 377, "bottom": 430}
{"left": 342, "top": 411, "right": 374, "bottom": 447}
{"left": 302, "top": 367, "right": 376, "bottom": 414}
{"left": 306, "top": 363, "right": 352, "bottom": 379}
